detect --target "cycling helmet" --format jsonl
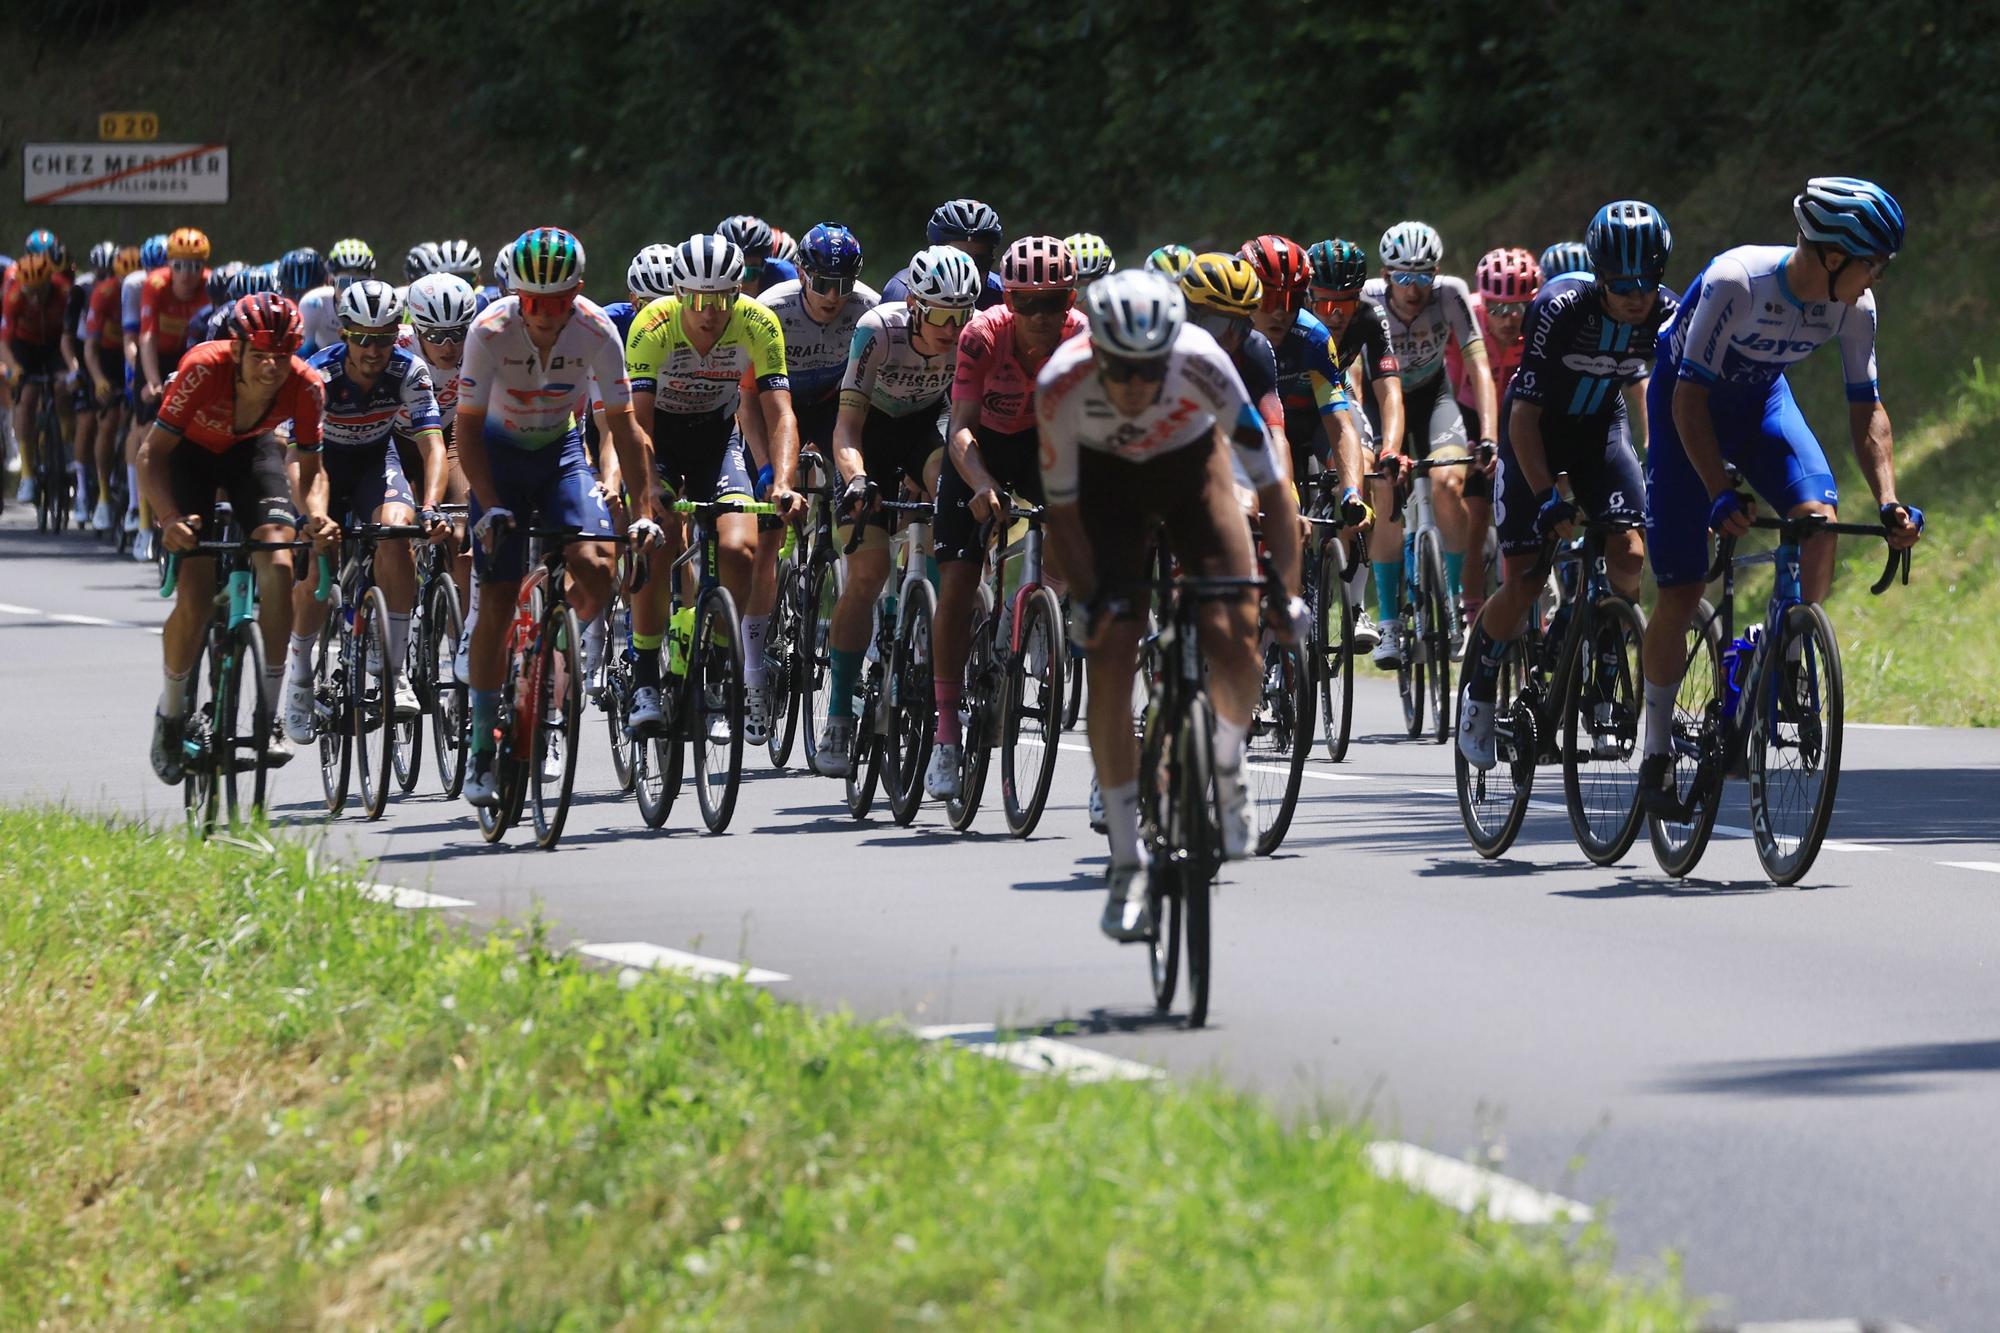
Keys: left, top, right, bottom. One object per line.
{"left": 207, "top": 262, "right": 242, "bottom": 304}
{"left": 1179, "top": 252, "right": 1263, "bottom": 317}
{"left": 672, "top": 232, "right": 745, "bottom": 293}
{"left": 625, "top": 243, "right": 677, "bottom": 301}
{"left": 1793, "top": 176, "right": 1905, "bottom": 257}
{"left": 404, "top": 241, "right": 445, "bottom": 282}
{"left": 227, "top": 264, "right": 276, "bottom": 300}
{"left": 927, "top": 198, "right": 1004, "bottom": 245}
{"left": 280, "top": 247, "right": 325, "bottom": 294}
{"left": 12, "top": 253, "right": 54, "bottom": 288}
{"left": 326, "top": 238, "right": 376, "bottom": 276}
{"left": 1063, "top": 232, "right": 1116, "bottom": 282}
{"left": 1307, "top": 238, "right": 1370, "bottom": 291}
{"left": 716, "top": 214, "right": 774, "bottom": 260}
{"left": 112, "top": 245, "right": 143, "bottom": 280}
{"left": 87, "top": 240, "right": 118, "bottom": 273}
{"left": 408, "top": 272, "right": 478, "bottom": 330}
{"left": 904, "top": 244, "right": 983, "bottom": 307}
{"left": 799, "top": 222, "right": 864, "bottom": 280}
{"left": 1239, "top": 234, "right": 1311, "bottom": 295}
{"left": 1538, "top": 240, "right": 1592, "bottom": 280}
{"left": 139, "top": 234, "right": 170, "bottom": 270}
{"left": 231, "top": 292, "right": 305, "bottom": 353}
{"left": 1145, "top": 244, "right": 1196, "bottom": 279}
{"left": 1476, "top": 247, "right": 1543, "bottom": 303}
{"left": 510, "top": 227, "right": 585, "bottom": 293}
{"left": 493, "top": 248, "right": 514, "bottom": 290}
{"left": 999, "top": 235, "right": 1077, "bottom": 292}
{"left": 1585, "top": 200, "right": 1672, "bottom": 284}
{"left": 167, "top": 227, "right": 211, "bottom": 262}
{"left": 337, "top": 278, "right": 405, "bottom": 329}
{"left": 435, "top": 238, "right": 481, "bottom": 280}
{"left": 1085, "top": 270, "right": 1184, "bottom": 360}
{"left": 769, "top": 227, "right": 799, "bottom": 265}
{"left": 1379, "top": 221, "right": 1443, "bottom": 274}
{"left": 23, "top": 229, "right": 59, "bottom": 256}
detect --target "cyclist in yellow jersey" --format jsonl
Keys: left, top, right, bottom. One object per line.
{"left": 622, "top": 232, "right": 803, "bottom": 735}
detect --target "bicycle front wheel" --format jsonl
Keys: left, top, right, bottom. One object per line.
{"left": 315, "top": 610, "right": 351, "bottom": 816}
{"left": 354, "top": 587, "right": 395, "bottom": 821}
{"left": 1316, "top": 541, "right": 1355, "bottom": 763}
{"left": 1649, "top": 599, "right": 1725, "bottom": 877}
{"left": 1419, "top": 533, "right": 1453, "bottom": 744}
{"left": 1747, "top": 602, "right": 1844, "bottom": 886}
{"left": 1138, "top": 699, "right": 1180, "bottom": 1013}
{"left": 1248, "top": 634, "right": 1314, "bottom": 856}
{"left": 1455, "top": 629, "right": 1534, "bottom": 857}
{"left": 948, "top": 603, "right": 994, "bottom": 832}
{"left": 221, "top": 626, "right": 274, "bottom": 826}
{"left": 765, "top": 557, "right": 803, "bottom": 769}
{"left": 426, "top": 577, "right": 467, "bottom": 798}
{"left": 182, "top": 631, "right": 221, "bottom": 835}
{"left": 602, "top": 590, "right": 637, "bottom": 794}
{"left": 633, "top": 646, "right": 683, "bottom": 831}
{"left": 1562, "top": 596, "right": 1647, "bottom": 865}
{"left": 800, "top": 556, "right": 840, "bottom": 776}
{"left": 691, "top": 586, "right": 746, "bottom": 833}
{"left": 1173, "top": 695, "right": 1221, "bottom": 1030}
{"left": 1001, "top": 588, "right": 1064, "bottom": 837}
{"left": 529, "top": 603, "right": 583, "bottom": 849}
{"left": 391, "top": 598, "right": 424, "bottom": 794}
{"left": 886, "top": 579, "right": 936, "bottom": 827}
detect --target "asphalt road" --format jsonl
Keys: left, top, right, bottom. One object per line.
{"left": 5, "top": 507, "right": 1996, "bottom": 1330}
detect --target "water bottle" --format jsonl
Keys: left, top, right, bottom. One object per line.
{"left": 1774, "top": 542, "right": 1802, "bottom": 605}
{"left": 666, "top": 605, "right": 694, "bottom": 678}
{"left": 1719, "top": 624, "right": 1760, "bottom": 721}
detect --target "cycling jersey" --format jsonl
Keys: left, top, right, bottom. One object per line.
{"left": 953, "top": 304, "right": 1087, "bottom": 435}
{"left": 1036, "top": 325, "right": 1283, "bottom": 505}
{"left": 597, "top": 299, "right": 640, "bottom": 346}
{"left": 1663, "top": 244, "right": 1878, "bottom": 402}
{"left": 1333, "top": 295, "right": 1400, "bottom": 383}
{"left": 1360, "top": 275, "right": 1481, "bottom": 388}
{"left": 458, "top": 294, "right": 630, "bottom": 449}
{"left": 155, "top": 340, "right": 324, "bottom": 454}
{"left": 120, "top": 268, "right": 148, "bottom": 338}
{"left": 1233, "top": 328, "right": 1283, "bottom": 433}
{"left": 66, "top": 273, "right": 94, "bottom": 347}
{"left": 879, "top": 267, "right": 1007, "bottom": 311}
{"left": 298, "top": 284, "right": 340, "bottom": 355}
{"left": 1510, "top": 275, "right": 1677, "bottom": 418}
{"left": 1446, "top": 293, "right": 1526, "bottom": 408}
{"left": 395, "top": 327, "right": 461, "bottom": 419}
{"left": 1272, "top": 309, "right": 1350, "bottom": 421}
{"left": 302, "top": 343, "right": 440, "bottom": 454}
{"left": 625, "top": 294, "right": 789, "bottom": 419}
{"left": 840, "top": 302, "right": 959, "bottom": 417}
{"left": 85, "top": 277, "right": 124, "bottom": 353}
{"left": 1, "top": 269, "right": 73, "bottom": 345}
{"left": 756, "top": 279, "right": 881, "bottom": 409}
{"left": 139, "top": 269, "right": 211, "bottom": 360}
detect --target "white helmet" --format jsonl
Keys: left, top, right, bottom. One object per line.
{"left": 1379, "top": 221, "right": 1444, "bottom": 274}
{"left": 1083, "top": 270, "right": 1184, "bottom": 360}
{"left": 672, "top": 233, "right": 745, "bottom": 293}
{"left": 904, "top": 245, "right": 982, "bottom": 307}
{"left": 626, "top": 244, "right": 677, "bottom": 301}
{"left": 337, "top": 278, "right": 405, "bottom": 330}
{"left": 407, "top": 272, "right": 477, "bottom": 331}
{"left": 404, "top": 241, "right": 445, "bottom": 282}
{"left": 493, "top": 248, "right": 514, "bottom": 290}
{"left": 435, "top": 238, "right": 481, "bottom": 280}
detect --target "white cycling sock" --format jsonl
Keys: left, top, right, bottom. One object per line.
{"left": 581, "top": 615, "right": 606, "bottom": 679}
{"left": 286, "top": 631, "right": 316, "bottom": 684}
{"left": 386, "top": 612, "right": 412, "bottom": 679}
{"left": 1212, "top": 713, "right": 1250, "bottom": 773}
{"left": 462, "top": 578, "right": 481, "bottom": 643}
{"left": 742, "top": 614, "right": 769, "bottom": 688}
{"left": 1103, "top": 778, "right": 1141, "bottom": 867}
{"left": 1642, "top": 678, "right": 1678, "bottom": 757}
{"left": 125, "top": 464, "right": 140, "bottom": 514}
{"left": 261, "top": 662, "right": 285, "bottom": 714}
{"left": 160, "top": 666, "right": 191, "bottom": 720}
{"left": 1343, "top": 557, "right": 1369, "bottom": 610}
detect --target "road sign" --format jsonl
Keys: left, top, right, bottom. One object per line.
{"left": 98, "top": 113, "right": 160, "bottom": 141}
{"left": 22, "top": 143, "right": 229, "bottom": 206}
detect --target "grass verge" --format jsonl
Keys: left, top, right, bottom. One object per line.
{"left": 0, "top": 808, "right": 1691, "bottom": 1328}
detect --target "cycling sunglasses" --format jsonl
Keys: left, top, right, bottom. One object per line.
{"left": 1096, "top": 351, "right": 1169, "bottom": 383}
{"left": 805, "top": 272, "right": 857, "bottom": 297}
{"left": 679, "top": 289, "right": 736, "bottom": 312}
{"left": 1008, "top": 291, "right": 1073, "bottom": 317}
{"left": 1189, "top": 308, "right": 1250, "bottom": 341}
{"left": 169, "top": 259, "right": 204, "bottom": 275}
{"left": 1487, "top": 301, "right": 1528, "bottom": 318}
{"left": 916, "top": 302, "right": 973, "bottom": 328}
{"left": 1600, "top": 275, "right": 1654, "bottom": 296}
{"left": 517, "top": 289, "right": 579, "bottom": 318}
{"left": 342, "top": 327, "right": 399, "bottom": 348}
{"left": 419, "top": 326, "right": 469, "bottom": 345}
{"left": 1388, "top": 270, "right": 1436, "bottom": 287}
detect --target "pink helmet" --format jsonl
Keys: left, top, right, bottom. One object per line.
{"left": 1476, "top": 247, "right": 1543, "bottom": 303}
{"left": 1000, "top": 235, "right": 1077, "bottom": 292}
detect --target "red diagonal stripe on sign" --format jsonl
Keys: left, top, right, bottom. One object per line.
{"left": 28, "top": 143, "right": 225, "bottom": 206}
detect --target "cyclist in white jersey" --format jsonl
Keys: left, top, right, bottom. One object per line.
{"left": 1038, "top": 270, "right": 1304, "bottom": 942}
{"left": 400, "top": 272, "right": 479, "bottom": 615}
{"left": 117, "top": 234, "right": 167, "bottom": 548}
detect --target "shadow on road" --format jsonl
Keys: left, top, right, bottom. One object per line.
{"left": 1831, "top": 765, "right": 2000, "bottom": 847}
{"left": 1655, "top": 1039, "right": 2000, "bottom": 1097}
{"left": 1553, "top": 873, "right": 1779, "bottom": 900}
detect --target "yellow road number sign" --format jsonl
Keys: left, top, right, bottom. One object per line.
{"left": 98, "top": 113, "right": 159, "bottom": 142}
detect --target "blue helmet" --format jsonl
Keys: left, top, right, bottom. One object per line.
{"left": 798, "top": 222, "right": 863, "bottom": 280}
{"left": 279, "top": 247, "right": 325, "bottom": 295}
{"left": 1538, "top": 241, "right": 1592, "bottom": 280}
{"left": 926, "top": 198, "right": 1002, "bottom": 246}
{"left": 140, "top": 234, "right": 170, "bottom": 270}
{"left": 207, "top": 261, "right": 242, "bottom": 304}
{"left": 23, "top": 228, "right": 59, "bottom": 256}
{"left": 1793, "top": 176, "right": 1904, "bottom": 257}
{"left": 1584, "top": 201, "right": 1672, "bottom": 285}
{"left": 227, "top": 264, "right": 275, "bottom": 300}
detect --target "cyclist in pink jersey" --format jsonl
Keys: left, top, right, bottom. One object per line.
{"left": 928, "top": 235, "right": 1085, "bottom": 800}
{"left": 1447, "top": 247, "right": 1541, "bottom": 623}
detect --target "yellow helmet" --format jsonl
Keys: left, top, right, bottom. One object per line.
{"left": 12, "top": 252, "right": 55, "bottom": 288}
{"left": 113, "top": 245, "right": 144, "bottom": 279}
{"left": 1179, "top": 252, "right": 1261, "bottom": 317}
{"left": 166, "top": 227, "right": 211, "bottom": 261}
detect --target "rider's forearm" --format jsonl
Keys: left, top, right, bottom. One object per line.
{"left": 1850, "top": 400, "right": 1898, "bottom": 507}
{"left": 453, "top": 408, "right": 502, "bottom": 510}
{"left": 762, "top": 394, "right": 800, "bottom": 490}
{"left": 415, "top": 429, "right": 447, "bottom": 510}
{"left": 294, "top": 452, "right": 328, "bottom": 521}
{"left": 138, "top": 428, "right": 179, "bottom": 524}
{"left": 140, "top": 335, "right": 162, "bottom": 391}
{"left": 1375, "top": 377, "right": 1405, "bottom": 456}
{"left": 1670, "top": 380, "right": 1733, "bottom": 499}
{"left": 1468, "top": 346, "right": 1498, "bottom": 441}
{"left": 946, "top": 408, "right": 996, "bottom": 495}
{"left": 1335, "top": 410, "right": 1365, "bottom": 496}
{"left": 1256, "top": 483, "right": 1304, "bottom": 597}
{"left": 1047, "top": 504, "right": 1097, "bottom": 606}
{"left": 831, "top": 404, "right": 866, "bottom": 483}
{"left": 606, "top": 410, "right": 657, "bottom": 513}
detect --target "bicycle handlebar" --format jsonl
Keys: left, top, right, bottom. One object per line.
{"left": 673, "top": 498, "right": 778, "bottom": 517}
{"left": 1702, "top": 512, "right": 1914, "bottom": 595}
{"left": 157, "top": 538, "right": 309, "bottom": 599}
{"left": 841, "top": 497, "right": 933, "bottom": 554}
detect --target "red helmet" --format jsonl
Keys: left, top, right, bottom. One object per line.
{"left": 1476, "top": 247, "right": 1543, "bottom": 303}
{"left": 1000, "top": 235, "right": 1077, "bottom": 292}
{"left": 229, "top": 292, "right": 304, "bottom": 353}
{"left": 1238, "top": 234, "right": 1311, "bottom": 297}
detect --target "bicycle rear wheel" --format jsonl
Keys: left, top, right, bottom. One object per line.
{"left": 426, "top": 578, "right": 467, "bottom": 798}
{"left": 315, "top": 611, "right": 351, "bottom": 816}
{"left": 800, "top": 557, "right": 840, "bottom": 776}
{"left": 845, "top": 671, "right": 883, "bottom": 820}
{"left": 634, "top": 658, "right": 684, "bottom": 831}
{"left": 691, "top": 586, "right": 746, "bottom": 833}
{"left": 1001, "top": 588, "right": 1064, "bottom": 837}
{"left": 392, "top": 598, "right": 425, "bottom": 794}
{"left": 1315, "top": 541, "right": 1355, "bottom": 762}
{"left": 1247, "top": 633, "right": 1314, "bottom": 855}
{"left": 1747, "top": 603, "right": 1844, "bottom": 886}
{"left": 1562, "top": 596, "right": 1647, "bottom": 865}
{"left": 1454, "top": 628, "right": 1534, "bottom": 856}
{"left": 221, "top": 626, "right": 273, "bottom": 825}
{"left": 948, "top": 604, "right": 994, "bottom": 832}
{"left": 602, "top": 591, "right": 637, "bottom": 794}
{"left": 1138, "top": 701, "right": 1181, "bottom": 1013}
{"left": 1649, "top": 600, "right": 1726, "bottom": 878}
{"left": 354, "top": 587, "right": 394, "bottom": 821}
{"left": 182, "top": 631, "right": 221, "bottom": 835}
{"left": 1419, "top": 533, "right": 1453, "bottom": 744}
{"left": 765, "top": 558, "right": 803, "bottom": 769}
{"left": 886, "top": 579, "right": 936, "bottom": 827}
{"left": 529, "top": 604, "right": 583, "bottom": 849}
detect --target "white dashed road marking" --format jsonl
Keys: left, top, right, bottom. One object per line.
{"left": 361, "top": 882, "right": 475, "bottom": 909}
{"left": 576, "top": 941, "right": 790, "bottom": 985}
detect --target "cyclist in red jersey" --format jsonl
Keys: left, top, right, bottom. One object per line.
{"left": 927, "top": 235, "right": 1086, "bottom": 799}
{"left": 137, "top": 228, "right": 214, "bottom": 430}
{"left": 85, "top": 246, "right": 141, "bottom": 527}
{"left": 140, "top": 293, "right": 322, "bottom": 785}
{"left": 1, "top": 252, "right": 75, "bottom": 505}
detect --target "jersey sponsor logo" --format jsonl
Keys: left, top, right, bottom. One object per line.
{"left": 1559, "top": 353, "right": 1652, "bottom": 378}
{"left": 1095, "top": 393, "right": 1207, "bottom": 460}
{"left": 1729, "top": 332, "right": 1818, "bottom": 356}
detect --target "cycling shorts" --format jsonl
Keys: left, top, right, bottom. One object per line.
{"left": 393, "top": 431, "right": 469, "bottom": 508}
{"left": 1368, "top": 373, "right": 1488, "bottom": 501}
{"left": 1283, "top": 405, "right": 1331, "bottom": 485}
{"left": 469, "top": 428, "right": 616, "bottom": 583}
{"left": 320, "top": 443, "right": 416, "bottom": 529}
{"left": 1080, "top": 433, "right": 1254, "bottom": 606}
{"left": 653, "top": 411, "right": 755, "bottom": 504}
{"left": 795, "top": 395, "right": 839, "bottom": 454}
{"left": 7, "top": 341, "right": 60, "bottom": 381}
{"left": 1493, "top": 395, "right": 1646, "bottom": 558}
{"left": 1644, "top": 369, "right": 1839, "bottom": 587}
{"left": 835, "top": 408, "right": 946, "bottom": 556}
{"left": 166, "top": 431, "right": 294, "bottom": 534}
{"left": 934, "top": 423, "right": 1044, "bottom": 564}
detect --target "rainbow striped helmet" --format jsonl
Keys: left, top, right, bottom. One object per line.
{"left": 509, "top": 227, "right": 586, "bottom": 293}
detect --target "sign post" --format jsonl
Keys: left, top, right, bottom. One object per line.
{"left": 22, "top": 144, "right": 229, "bottom": 205}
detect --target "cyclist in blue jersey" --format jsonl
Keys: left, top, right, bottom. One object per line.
{"left": 1635, "top": 178, "right": 1924, "bottom": 809}
{"left": 1539, "top": 241, "right": 1593, "bottom": 282}
{"left": 1241, "top": 235, "right": 1366, "bottom": 503}
{"left": 879, "top": 199, "right": 1007, "bottom": 310}
{"left": 1458, "top": 202, "right": 1677, "bottom": 768}
{"left": 719, "top": 215, "right": 797, "bottom": 297}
